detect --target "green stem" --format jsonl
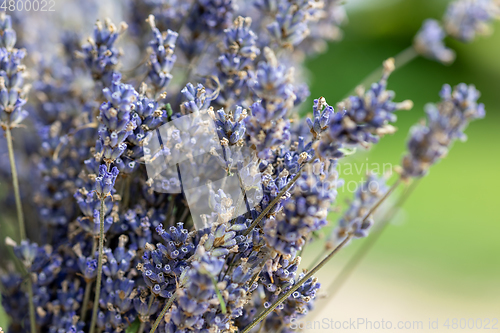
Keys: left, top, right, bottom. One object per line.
{"left": 307, "top": 248, "right": 325, "bottom": 272}
{"left": 5, "top": 126, "right": 25, "bottom": 241}
{"left": 121, "top": 176, "right": 131, "bottom": 209}
{"left": 211, "top": 276, "right": 227, "bottom": 314}
{"left": 240, "top": 235, "right": 352, "bottom": 333}
{"left": 89, "top": 198, "right": 106, "bottom": 333}
{"left": 344, "top": 46, "right": 419, "bottom": 99}
{"left": 243, "top": 169, "right": 303, "bottom": 237}
{"left": 149, "top": 294, "right": 177, "bottom": 333}
{"left": 137, "top": 318, "right": 146, "bottom": 333}
{"left": 81, "top": 280, "right": 93, "bottom": 322}
{"left": 307, "top": 176, "right": 402, "bottom": 279}
{"left": 361, "top": 177, "right": 401, "bottom": 225}
{"left": 327, "top": 179, "right": 420, "bottom": 297}
{"left": 25, "top": 273, "right": 36, "bottom": 333}
{"left": 5, "top": 125, "right": 36, "bottom": 333}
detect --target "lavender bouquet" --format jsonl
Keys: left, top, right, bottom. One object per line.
{"left": 0, "top": 0, "right": 496, "bottom": 332}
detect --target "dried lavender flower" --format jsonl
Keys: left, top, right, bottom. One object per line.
{"left": 327, "top": 173, "right": 388, "bottom": 248}
{"left": 443, "top": 0, "right": 500, "bottom": 43}
{"left": 401, "top": 83, "right": 485, "bottom": 178}
{"left": 266, "top": 0, "right": 324, "bottom": 48}
{"left": 317, "top": 59, "right": 413, "bottom": 159}
{"left": 414, "top": 19, "right": 456, "bottom": 64}
{"left": 80, "top": 18, "right": 128, "bottom": 84}
{"left": 146, "top": 15, "right": 179, "bottom": 92}
{"left": 0, "top": 13, "right": 27, "bottom": 130}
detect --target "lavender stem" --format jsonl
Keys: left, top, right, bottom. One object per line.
{"left": 327, "top": 178, "right": 420, "bottom": 298}
{"left": 344, "top": 46, "right": 418, "bottom": 99}
{"left": 5, "top": 125, "right": 37, "bottom": 333}
{"left": 241, "top": 235, "right": 353, "bottom": 333}
{"left": 89, "top": 198, "right": 106, "bottom": 333}
{"left": 150, "top": 293, "right": 177, "bottom": 333}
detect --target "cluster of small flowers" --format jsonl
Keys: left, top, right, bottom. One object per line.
{"left": 79, "top": 18, "right": 128, "bottom": 86}
{"left": 315, "top": 59, "right": 413, "bottom": 159}
{"left": 414, "top": 0, "right": 500, "bottom": 64}
{"left": 401, "top": 83, "right": 485, "bottom": 179}
{"left": 0, "top": 0, "right": 491, "bottom": 332}
{"left": 0, "top": 13, "right": 28, "bottom": 130}
{"left": 327, "top": 173, "right": 389, "bottom": 248}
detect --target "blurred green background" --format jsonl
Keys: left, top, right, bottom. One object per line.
{"left": 1, "top": 0, "right": 499, "bottom": 329}
{"left": 299, "top": 0, "right": 500, "bottom": 330}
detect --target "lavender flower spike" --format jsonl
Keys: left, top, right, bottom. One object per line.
{"left": 80, "top": 18, "right": 128, "bottom": 84}
{"left": 0, "top": 13, "right": 28, "bottom": 130}
{"left": 266, "top": 0, "right": 324, "bottom": 48}
{"left": 317, "top": 59, "right": 413, "bottom": 159}
{"left": 146, "top": 15, "right": 178, "bottom": 91}
{"left": 443, "top": 0, "right": 500, "bottom": 43}
{"left": 327, "top": 173, "right": 388, "bottom": 248}
{"left": 95, "top": 74, "right": 138, "bottom": 165}
{"left": 414, "top": 19, "right": 456, "bottom": 64}
{"left": 401, "top": 83, "right": 485, "bottom": 179}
